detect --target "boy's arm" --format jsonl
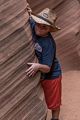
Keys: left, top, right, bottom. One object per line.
{"left": 26, "top": 63, "right": 50, "bottom": 77}
{"left": 38, "top": 63, "right": 50, "bottom": 73}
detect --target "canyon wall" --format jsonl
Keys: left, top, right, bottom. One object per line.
{"left": 0, "top": 0, "right": 47, "bottom": 120}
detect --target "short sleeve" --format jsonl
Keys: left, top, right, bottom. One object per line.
{"left": 41, "top": 40, "right": 55, "bottom": 67}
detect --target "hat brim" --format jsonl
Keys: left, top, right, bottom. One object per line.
{"left": 50, "top": 26, "right": 61, "bottom": 32}
{"left": 31, "top": 14, "right": 50, "bottom": 26}
{"left": 31, "top": 14, "right": 61, "bottom": 32}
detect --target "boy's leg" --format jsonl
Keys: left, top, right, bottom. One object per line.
{"left": 52, "top": 107, "right": 60, "bottom": 120}
{"left": 41, "top": 76, "right": 62, "bottom": 120}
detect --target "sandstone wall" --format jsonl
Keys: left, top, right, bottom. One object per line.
{"left": 0, "top": 0, "right": 47, "bottom": 120}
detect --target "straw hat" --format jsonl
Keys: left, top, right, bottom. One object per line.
{"left": 31, "top": 8, "right": 61, "bottom": 32}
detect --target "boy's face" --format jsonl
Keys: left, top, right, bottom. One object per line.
{"left": 35, "top": 23, "right": 51, "bottom": 37}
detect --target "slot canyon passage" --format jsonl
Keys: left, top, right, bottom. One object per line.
{"left": 0, "top": 0, "right": 80, "bottom": 120}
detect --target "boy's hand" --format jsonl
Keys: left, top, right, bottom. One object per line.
{"left": 26, "top": 63, "right": 40, "bottom": 77}
{"left": 27, "top": 3, "right": 32, "bottom": 16}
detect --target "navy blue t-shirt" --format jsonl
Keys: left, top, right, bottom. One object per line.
{"left": 29, "top": 18, "right": 62, "bottom": 80}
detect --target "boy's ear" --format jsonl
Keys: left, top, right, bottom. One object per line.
{"left": 49, "top": 27, "right": 54, "bottom": 32}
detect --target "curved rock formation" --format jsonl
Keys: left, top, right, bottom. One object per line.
{"left": 0, "top": 0, "right": 47, "bottom": 120}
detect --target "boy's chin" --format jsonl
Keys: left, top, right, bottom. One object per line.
{"left": 36, "top": 31, "right": 47, "bottom": 37}
{"left": 36, "top": 32, "right": 42, "bottom": 36}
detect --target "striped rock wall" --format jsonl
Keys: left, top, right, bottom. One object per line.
{"left": 28, "top": 0, "right": 64, "bottom": 13}
{"left": 29, "top": 0, "right": 80, "bottom": 71}
{"left": 53, "top": 0, "right": 80, "bottom": 71}
{"left": 0, "top": 0, "right": 47, "bottom": 120}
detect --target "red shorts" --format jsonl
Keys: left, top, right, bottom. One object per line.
{"left": 41, "top": 76, "right": 62, "bottom": 110}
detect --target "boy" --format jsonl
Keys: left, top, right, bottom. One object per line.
{"left": 26, "top": 8, "right": 62, "bottom": 120}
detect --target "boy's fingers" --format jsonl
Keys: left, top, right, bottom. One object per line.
{"left": 27, "top": 69, "right": 33, "bottom": 75}
{"left": 28, "top": 71, "right": 35, "bottom": 77}
{"left": 27, "top": 70, "right": 35, "bottom": 77}
{"left": 25, "top": 67, "right": 32, "bottom": 73}
{"left": 27, "top": 63, "right": 33, "bottom": 66}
